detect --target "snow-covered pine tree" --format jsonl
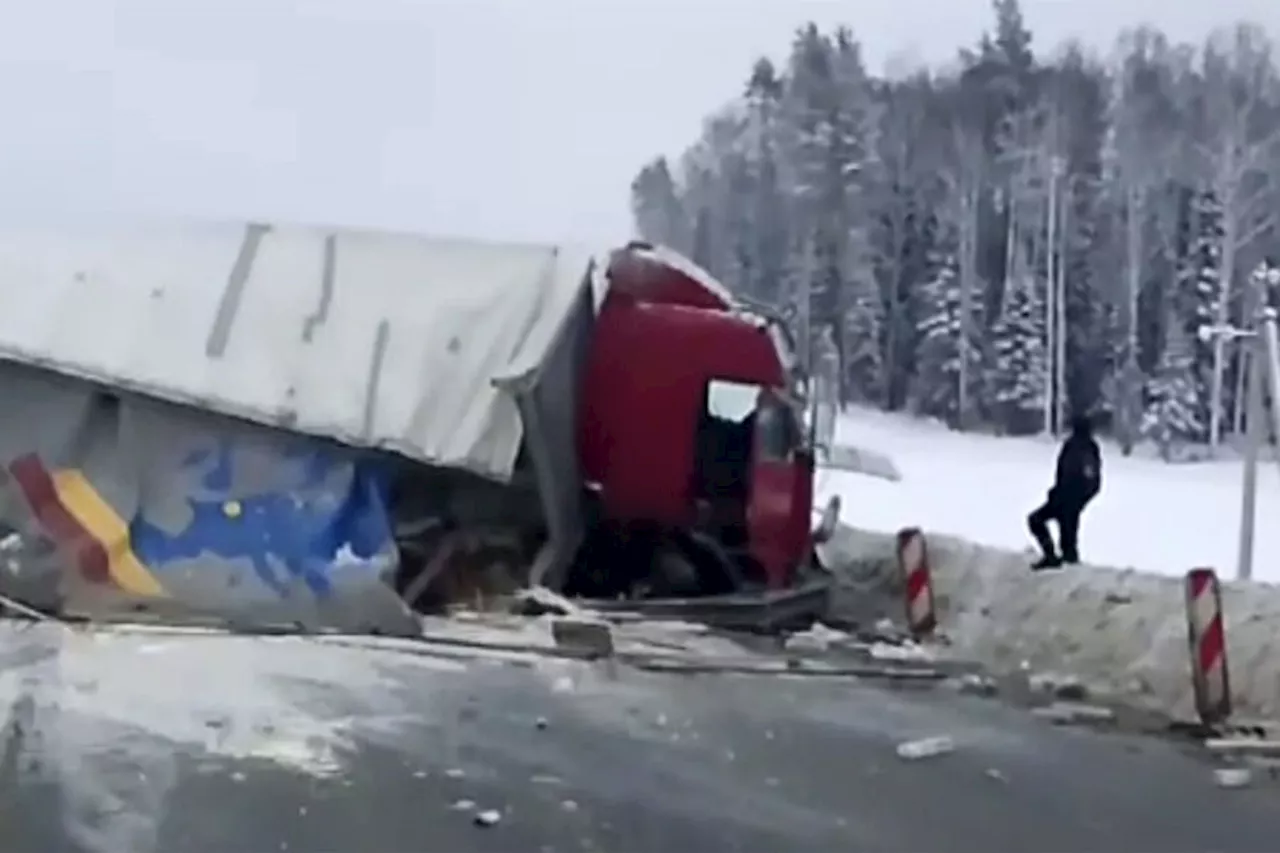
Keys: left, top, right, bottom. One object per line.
{"left": 987, "top": 271, "right": 1047, "bottom": 434}
{"left": 911, "top": 251, "right": 983, "bottom": 425}
{"left": 841, "top": 272, "right": 884, "bottom": 402}
{"left": 1141, "top": 311, "right": 1204, "bottom": 460}
{"left": 1173, "top": 189, "right": 1222, "bottom": 430}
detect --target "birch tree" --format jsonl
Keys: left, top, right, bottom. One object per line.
{"left": 1107, "top": 28, "right": 1185, "bottom": 453}
{"left": 1191, "top": 24, "right": 1280, "bottom": 449}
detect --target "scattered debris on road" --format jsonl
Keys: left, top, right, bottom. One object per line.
{"left": 473, "top": 809, "right": 502, "bottom": 827}
{"left": 783, "top": 622, "right": 851, "bottom": 653}
{"left": 512, "top": 586, "right": 583, "bottom": 618}
{"left": 1213, "top": 767, "right": 1253, "bottom": 788}
{"left": 1205, "top": 738, "right": 1280, "bottom": 755}
{"left": 896, "top": 736, "right": 955, "bottom": 760}
{"left": 1028, "top": 671, "right": 1090, "bottom": 701}
{"left": 551, "top": 617, "right": 615, "bottom": 658}
{"left": 1031, "top": 702, "right": 1115, "bottom": 725}
{"left": 869, "top": 640, "right": 935, "bottom": 663}
{"left": 953, "top": 673, "right": 999, "bottom": 697}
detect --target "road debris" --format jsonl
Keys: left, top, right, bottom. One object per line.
{"left": 633, "top": 656, "right": 946, "bottom": 681}
{"left": 512, "top": 586, "right": 583, "bottom": 618}
{"left": 783, "top": 622, "right": 850, "bottom": 653}
{"left": 953, "top": 673, "right": 998, "bottom": 697}
{"left": 535, "top": 716, "right": 549, "bottom": 730}
{"left": 452, "top": 799, "right": 476, "bottom": 810}
{"left": 896, "top": 736, "right": 955, "bottom": 760}
{"left": 473, "top": 809, "right": 502, "bottom": 827}
{"left": 1205, "top": 738, "right": 1280, "bottom": 755}
{"left": 1031, "top": 702, "right": 1115, "bottom": 725}
{"left": 1213, "top": 767, "right": 1253, "bottom": 788}
{"left": 1029, "top": 672, "right": 1090, "bottom": 701}
{"left": 551, "top": 617, "right": 615, "bottom": 658}
{"left": 869, "top": 640, "right": 934, "bottom": 663}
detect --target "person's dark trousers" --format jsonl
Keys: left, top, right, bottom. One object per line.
{"left": 1028, "top": 494, "right": 1087, "bottom": 564}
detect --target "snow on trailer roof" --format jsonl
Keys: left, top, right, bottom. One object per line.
{"left": 0, "top": 219, "right": 603, "bottom": 481}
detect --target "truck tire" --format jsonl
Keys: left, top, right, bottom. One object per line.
{"left": 667, "top": 531, "right": 747, "bottom": 596}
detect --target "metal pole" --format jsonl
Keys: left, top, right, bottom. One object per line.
{"left": 1042, "top": 243, "right": 1054, "bottom": 435}
{"left": 1260, "top": 306, "right": 1280, "bottom": 471}
{"left": 798, "top": 232, "right": 813, "bottom": 381}
{"left": 1044, "top": 162, "right": 1059, "bottom": 435}
{"left": 1236, "top": 332, "right": 1263, "bottom": 581}
{"left": 1053, "top": 159, "right": 1067, "bottom": 431}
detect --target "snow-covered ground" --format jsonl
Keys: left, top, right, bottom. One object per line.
{"left": 821, "top": 407, "right": 1280, "bottom": 583}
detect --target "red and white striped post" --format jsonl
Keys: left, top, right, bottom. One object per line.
{"left": 1185, "top": 567, "right": 1232, "bottom": 726}
{"left": 896, "top": 527, "right": 936, "bottom": 639}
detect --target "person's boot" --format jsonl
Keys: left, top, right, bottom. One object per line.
{"left": 1030, "top": 553, "right": 1063, "bottom": 571}
{"left": 1061, "top": 552, "right": 1080, "bottom": 566}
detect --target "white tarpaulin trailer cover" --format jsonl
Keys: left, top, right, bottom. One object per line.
{"left": 0, "top": 220, "right": 603, "bottom": 482}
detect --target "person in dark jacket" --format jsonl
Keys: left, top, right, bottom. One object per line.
{"left": 1028, "top": 414, "right": 1102, "bottom": 569}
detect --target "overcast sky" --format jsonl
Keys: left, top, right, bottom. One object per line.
{"left": 0, "top": 0, "right": 1275, "bottom": 245}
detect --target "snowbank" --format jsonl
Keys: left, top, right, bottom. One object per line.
{"left": 822, "top": 525, "right": 1280, "bottom": 723}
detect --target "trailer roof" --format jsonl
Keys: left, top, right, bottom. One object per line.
{"left": 0, "top": 219, "right": 602, "bottom": 480}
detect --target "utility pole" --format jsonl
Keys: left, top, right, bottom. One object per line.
{"left": 797, "top": 231, "right": 814, "bottom": 382}
{"left": 1202, "top": 263, "right": 1280, "bottom": 581}
{"left": 1052, "top": 157, "right": 1067, "bottom": 433}
{"left": 1043, "top": 157, "right": 1062, "bottom": 434}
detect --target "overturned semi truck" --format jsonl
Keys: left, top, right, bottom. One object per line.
{"left": 0, "top": 221, "right": 898, "bottom": 635}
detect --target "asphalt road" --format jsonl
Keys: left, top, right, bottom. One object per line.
{"left": 0, "top": 624, "right": 1278, "bottom": 853}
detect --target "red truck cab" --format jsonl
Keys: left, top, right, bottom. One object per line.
{"left": 574, "top": 243, "right": 815, "bottom": 597}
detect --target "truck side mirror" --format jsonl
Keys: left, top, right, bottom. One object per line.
{"left": 812, "top": 495, "right": 841, "bottom": 543}
{"left": 795, "top": 446, "right": 815, "bottom": 470}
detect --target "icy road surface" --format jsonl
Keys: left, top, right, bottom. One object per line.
{"left": 1, "top": 621, "right": 1278, "bottom": 853}
{"left": 823, "top": 407, "right": 1280, "bottom": 582}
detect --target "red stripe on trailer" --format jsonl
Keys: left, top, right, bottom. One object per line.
{"left": 1184, "top": 567, "right": 1232, "bottom": 727}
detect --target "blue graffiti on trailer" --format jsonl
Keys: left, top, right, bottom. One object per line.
{"left": 130, "top": 438, "right": 394, "bottom": 598}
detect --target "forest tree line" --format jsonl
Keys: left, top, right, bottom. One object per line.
{"left": 628, "top": 0, "right": 1280, "bottom": 458}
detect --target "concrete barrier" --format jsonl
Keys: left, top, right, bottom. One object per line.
{"left": 819, "top": 525, "right": 1280, "bottom": 723}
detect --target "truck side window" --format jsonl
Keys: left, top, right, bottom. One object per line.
{"left": 698, "top": 380, "right": 759, "bottom": 499}
{"left": 755, "top": 397, "right": 794, "bottom": 462}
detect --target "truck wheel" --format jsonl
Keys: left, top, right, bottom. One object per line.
{"left": 648, "top": 549, "right": 701, "bottom": 598}
{"left": 668, "top": 532, "right": 746, "bottom": 596}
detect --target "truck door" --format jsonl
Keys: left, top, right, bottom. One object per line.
{"left": 747, "top": 391, "right": 803, "bottom": 588}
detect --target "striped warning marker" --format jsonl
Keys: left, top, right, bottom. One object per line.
{"left": 1185, "top": 567, "right": 1232, "bottom": 726}
{"left": 896, "top": 527, "right": 936, "bottom": 639}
